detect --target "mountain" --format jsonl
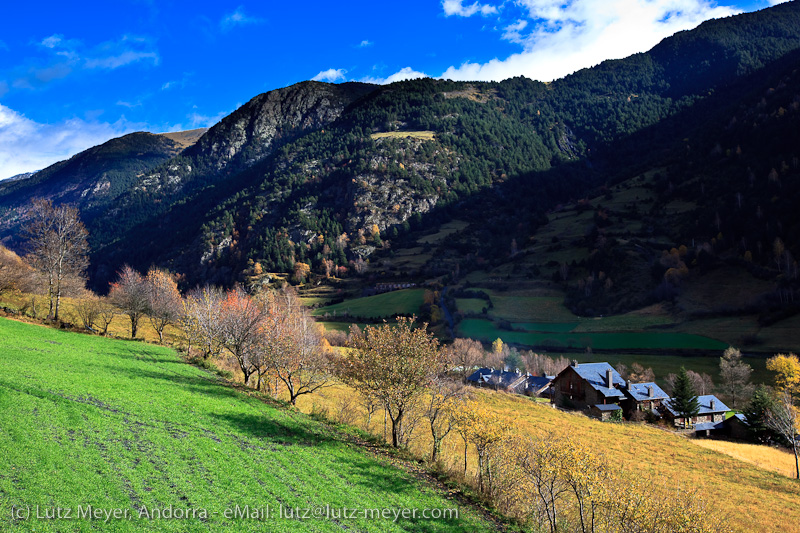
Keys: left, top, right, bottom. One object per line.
{"left": 0, "top": 129, "right": 206, "bottom": 248}
{"left": 3, "top": 2, "right": 800, "bottom": 316}
{"left": 3, "top": 171, "right": 38, "bottom": 183}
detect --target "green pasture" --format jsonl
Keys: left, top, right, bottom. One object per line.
{"left": 312, "top": 289, "right": 426, "bottom": 319}
{"left": 456, "top": 318, "right": 727, "bottom": 351}
{"left": 0, "top": 318, "right": 493, "bottom": 532}
{"left": 453, "top": 298, "right": 486, "bottom": 314}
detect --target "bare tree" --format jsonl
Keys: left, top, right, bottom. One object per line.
{"left": 219, "top": 286, "right": 266, "bottom": 387}
{"left": 424, "top": 376, "right": 465, "bottom": 462}
{"left": 182, "top": 285, "right": 225, "bottom": 359}
{"left": 666, "top": 370, "right": 714, "bottom": 396}
{"left": 96, "top": 297, "right": 116, "bottom": 335}
{"left": 767, "top": 390, "right": 799, "bottom": 479}
{"left": 72, "top": 293, "right": 102, "bottom": 332}
{"left": 446, "top": 338, "right": 485, "bottom": 382}
{"left": 261, "top": 288, "right": 332, "bottom": 405}
{"left": 24, "top": 199, "right": 88, "bottom": 320}
{"left": 109, "top": 265, "right": 149, "bottom": 338}
{"left": 521, "top": 351, "right": 570, "bottom": 377}
{"left": 719, "top": 346, "right": 754, "bottom": 408}
{"left": 145, "top": 267, "right": 182, "bottom": 343}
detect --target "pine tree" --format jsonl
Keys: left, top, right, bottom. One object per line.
{"left": 671, "top": 367, "right": 700, "bottom": 428}
{"left": 744, "top": 384, "right": 776, "bottom": 442}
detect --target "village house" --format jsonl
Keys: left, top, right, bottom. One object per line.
{"left": 662, "top": 394, "right": 730, "bottom": 431}
{"left": 620, "top": 381, "right": 669, "bottom": 419}
{"left": 467, "top": 368, "right": 553, "bottom": 397}
{"left": 550, "top": 361, "right": 626, "bottom": 410}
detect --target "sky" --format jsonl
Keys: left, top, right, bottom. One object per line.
{"left": 0, "top": 0, "right": 789, "bottom": 180}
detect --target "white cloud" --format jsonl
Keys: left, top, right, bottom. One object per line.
{"left": 40, "top": 35, "right": 63, "bottom": 49}
{"left": 0, "top": 104, "right": 145, "bottom": 180}
{"left": 502, "top": 19, "right": 528, "bottom": 44}
{"left": 767, "top": 0, "right": 790, "bottom": 4}
{"left": 442, "top": 0, "right": 498, "bottom": 17}
{"left": 359, "top": 40, "right": 372, "bottom": 47}
{"left": 361, "top": 67, "right": 429, "bottom": 85}
{"left": 84, "top": 50, "right": 159, "bottom": 69}
{"left": 312, "top": 68, "right": 347, "bottom": 82}
{"left": 220, "top": 6, "right": 264, "bottom": 31}
{"left": 440, "top": 0, "right": 739, "bottom": 82}
{"left": 187, "top": 109, "right": 229, "bottom": 128}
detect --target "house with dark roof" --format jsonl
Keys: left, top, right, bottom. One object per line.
{"left": 467, "top": 368, "right": 553, "bottom": 397}
{"left": 589, "top": 403, "right": 623, "bottom": 421}
{"left": 550, "top": 361, "right": 626, "bottom": 411}
{"left": 620, "top": 381, "right": 669, "bottom": 419}
{"left": 662, "top": 395, "right": 729, "bottom": 429}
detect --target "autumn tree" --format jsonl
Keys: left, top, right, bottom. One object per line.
{"left": 446, "top": 338, "right": 485, "bottom": 382}
{"left": 719, "top": 346, "right": 754, "bottom": 408}
{"left": 336, "top": 317, "right": 443, "bottom": 448}
{"left": 0, "top": 245, "right": 34, "bottom": 298}
{"left": 145, "top": 267, "right": 182, "bottom": 343}
{"left": 219, "top": 287, "right": 266, "bottom": 386}
{"left": 182, "top": 285, "right": 225, "bottom": 359}
{"left": 766, "top": 352, "right": 800, "bottom": 398}
{"left": 424, "top": 377, "right": 465, "bottom": 463}
{"left": 109, "top": 265, "right": 149, "bottom": 338}
{"left": 453, "top": 398, "right": 513, "bottom": 493}
{"left": 767, "top": 390, "right": 799, "bottom": 479}
{"left": 24, "top": 199, "right": 89, "bottom": 320}
{"left": 260, "top": 288, "right": 332, "bottom": 405}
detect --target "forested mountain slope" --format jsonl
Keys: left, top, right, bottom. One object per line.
{"left": 3, "top": 2, "right": 800, "bottom": 302}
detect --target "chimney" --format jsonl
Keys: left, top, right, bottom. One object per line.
{"left": 626, "top": 380, "right": 632, "bottom": 389}
{"left": 710, "top": 399, "right": 716, "bottom": 410}
{"left": 571, "top": 360, "right": 579, "bottom": 368}
{"left": 515, "top": 368, "right": 521, "bottom": 375}
{"left": 648, "top": 385, "right": 654, "bottom": 398}
{"left": 606, "top": 369, "right": 613, "bottom": 388}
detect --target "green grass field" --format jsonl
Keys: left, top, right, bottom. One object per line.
{"left": 456, "top": 318, "right": 727, "bottom": 350}
{"left": 0, "top": 318, "right": 494, "bottom": 532}
{"left": 312, "top": 289, "right": 425, "bottom": 319}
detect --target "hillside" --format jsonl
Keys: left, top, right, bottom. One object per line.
{"left": 0, "top": 317, "right": 496, "bottom": 532}
{"left": 0, "top": 130, "right": 203, "bottom": 249}
{"left": 72, "top": 2, "right": 800, "bottom": 292}
{"left": 296, "top": 383, "right": 800, "bottom": 533}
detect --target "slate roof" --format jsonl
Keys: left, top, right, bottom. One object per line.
{"left": 625, "top": 382, "right": 669, "bottom": 401}
{"left": 663, "top": 395, "right": 730, "bottom": 417}
{"left": 593, "top": 404, "right": 622, "bottom": 411}
{"left": 467, "top": 368, "right": 526, "bottom": 390}
{"left": 525, "top": 375, "right": 553, "bottom": 393}
{"left": 564, "top": 362, "right": 626, "bottom": 399}
{"left": 694, "top": 420, "right": 726, "bottom": 432}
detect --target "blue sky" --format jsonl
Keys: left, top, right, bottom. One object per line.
{"left": 0, "top": 0, "right": 786, "bottom": 179}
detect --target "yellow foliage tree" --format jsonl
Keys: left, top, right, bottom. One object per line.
{"left": 337, "top": 317, "right": 443, "bottom": 447}
{"left": 767, "top": 353, "right": 800, "bottom": 397}
{"left": 453, "top": 398, "right": 512, "bottom": 493}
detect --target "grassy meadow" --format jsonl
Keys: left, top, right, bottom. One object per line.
{"left": 312, "top": 289, "right": 425, "bottom": 319}
{"left": 0, "top": 317, "right": 495, "bottom": 532}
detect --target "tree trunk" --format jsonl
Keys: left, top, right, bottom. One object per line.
{"left": 390, "top": 408, "right": 404, "bottom": 448}
{"left": 130, "top": 315, "right": 138, "bottom": 338}
{"left": 463, "top": 436, "right": 468, "bottom": 475}
{"left": 157, "top": 328, "right": 164, "bottom": 344}
{"left": 794, "top": 443, "right": 799, "bottom": 480}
